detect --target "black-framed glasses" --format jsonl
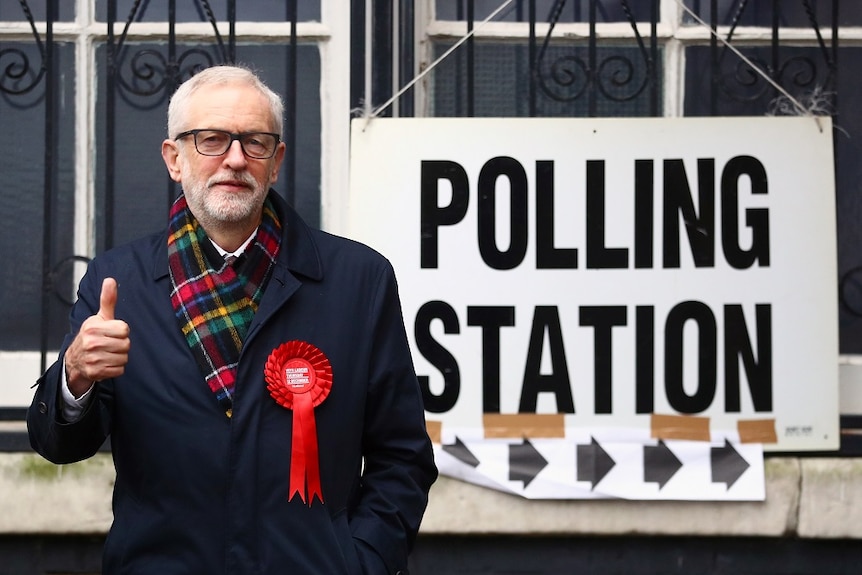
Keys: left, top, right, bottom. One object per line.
{"left": 175, "top": 129, "right": 281, "bottom": 159}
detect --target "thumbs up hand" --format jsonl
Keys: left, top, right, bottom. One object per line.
{"left": 64, "top": 278, "right": 131, "bottom": 398}
{"left": 98, "top": 276, "right": 118, "bottom": 321}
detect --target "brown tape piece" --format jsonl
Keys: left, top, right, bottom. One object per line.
{"left": 426, "top": 420, "right": 442, "bottom": 445}
{"left": 737, "top": 418, "right": 778, "bottom": 444}
{"left": 483, "top": 414, "right": 566, "bottom": 439}
{"left": 650, "top": 413, "right": 711, "bottom": 442}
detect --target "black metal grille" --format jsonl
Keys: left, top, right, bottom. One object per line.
{"left": 0, "top": 0, "right": 306, "bottom": 449}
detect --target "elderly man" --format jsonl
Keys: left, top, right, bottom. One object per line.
{"left": 28, "top": 65, "right": 436, "bottom": 575}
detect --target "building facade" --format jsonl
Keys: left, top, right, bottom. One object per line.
{"left": 1, "top": 1, "right": 860, "bottom": 573}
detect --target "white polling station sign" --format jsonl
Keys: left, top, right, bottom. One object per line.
{"left": 347, "top": 117, "right": 838, "bottom": 500}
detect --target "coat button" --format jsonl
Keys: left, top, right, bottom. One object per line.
{"left": 38, "top": 402, "right": 48, "bottom": 414}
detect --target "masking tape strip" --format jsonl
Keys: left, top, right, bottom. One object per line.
{"left": 426, "top": 420, "right": 442, "bottom": 445}
{"left": 650, "top": 413, "right": 711, "bottom": 442}
{"left": 737, "top": 418, "right": 778, "bottom": 444}
{"left": 483, "top": 413, "right": 566, "bottom": 439}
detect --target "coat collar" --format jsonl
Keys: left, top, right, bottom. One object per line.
{"left": 151, "top": 190, "right": 324, "bottom": 283}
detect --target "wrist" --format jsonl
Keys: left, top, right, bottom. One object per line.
{"left": 64, "top": 361, "right": 93, "bottom": 399}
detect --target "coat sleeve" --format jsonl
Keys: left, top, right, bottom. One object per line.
{"left": 349, "top": 261, "right": 437, "bottom": 574}
{"left": 27, "top": 261, "right": 114, "bottom": 464}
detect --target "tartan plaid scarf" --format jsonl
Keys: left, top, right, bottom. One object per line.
{"left": 167, "top": 194, "right": 281, "bottom": 417}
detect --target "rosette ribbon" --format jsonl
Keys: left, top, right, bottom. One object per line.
{"left": 264, "top": 340, "right": 332, "bottom": 506}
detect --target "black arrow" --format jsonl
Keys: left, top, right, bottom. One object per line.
{"left": 442, "top": 436, "right": 480, "bottom": 468}
{"left": 711, "top": 439, "right": 750, "bottom": 489}
{"left": 576, "top": 437, "right": 616, "bottom": 489}
{"left": 509, "top": 438, "right": 548, "bottom": 488}
{"left": 644, "top": 440, "right": 682, "bottom": 489}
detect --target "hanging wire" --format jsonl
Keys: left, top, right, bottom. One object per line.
{"left": 361, "top": 0, "right": 516, "bottom": 127}
{"left": 674, "top": 0, "right": 823, "bottom": 131}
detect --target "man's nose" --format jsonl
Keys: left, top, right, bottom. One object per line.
{"left": 223, "top": 139, "right": 249, "bottom": 166}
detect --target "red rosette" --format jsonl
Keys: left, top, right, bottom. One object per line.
{"left": 264, "top": 340, "right": 332, "bottom": 506}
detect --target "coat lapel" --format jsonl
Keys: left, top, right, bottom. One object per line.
{"left": 246, "top": 192, "right": 323, "bottom": 343}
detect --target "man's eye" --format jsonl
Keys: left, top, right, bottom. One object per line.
{"left": 202, "top": 134, "right": 227, "bottom": 144}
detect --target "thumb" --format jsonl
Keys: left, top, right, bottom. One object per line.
{"left": 98, "top": 277, "right": 118, "bottom": 321}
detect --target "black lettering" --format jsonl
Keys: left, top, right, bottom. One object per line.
{"left": 724, "top": 304, "right": 773, "bottom": 412}
{"left": 635, "top": 305, "right": 655, "bottom": 413}
{"left": 420, "top": 160, "right": 469, "bottom": 268}
{"left": 579, "top": 306, "right": 627, "bottom": 414}
{"left": 634, "top": 159, "right": 654, "bottom": 269}
{"left": 664, "top": 301, "right": 717, "bottom": 413}
{"left": 415, "top": 301, "right": 461, "bottom": 413}
{"left": 467, "top": 306, "right": 516, "bottom": 413}
{"left": 663, "top": 159, "right": 715, "bottom": 268}
{"left": 586, "top": 160, "right": 628, "bottom": 268}
{"left": 721, "top": 155, "right": 770, "bottom": 269}
{"left": 519, "top": 306, "right": 575, "bottom": 413}
{"left": 478, "top": 157, "right": 528, "bottom": 270}
{"left": 536, "top": 160, "right": 578, "bottom": 269}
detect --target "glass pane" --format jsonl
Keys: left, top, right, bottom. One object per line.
{"left": 0, "top": 0, "right": 74, "bottom": 21}
{"left": 685, "top": 44, "right": 862, "bottom": 353}
{"left": 684, "top": 45, "right": 833, "bottom": 116}
{"left": 828, "top": 49, "right": 862, "bottom": 354}
{"left": 95, "top": 42, "right": 321, "bottom": 250}
{"left": 0, "top": 42, "right": 76, "bottom": 350}
{"left": 430, "top": 41, "right": 659, "bottom": 117}
{"left": 683, "top": 0, "right": 861, "bottom": 27}
{"left": 436, "top": 0, "right": 654, "bottom": 23}
{"left": 96, "top": 0, "right": 320, "bottom": 22}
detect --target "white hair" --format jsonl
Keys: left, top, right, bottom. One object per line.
{"left": 166, "top": 64, "right": 284, "bottom": 138}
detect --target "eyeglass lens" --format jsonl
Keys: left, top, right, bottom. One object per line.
{"left": 194, "top": 130, "right": 277, "bottom": 159}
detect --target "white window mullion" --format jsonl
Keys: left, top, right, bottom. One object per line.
{"left": 663, "top": 35, "right": 685, "bottom": 117}
{"left": 414, "top": 0, "right": 432, "bottom": 118}
{"left": 662, "top": 0, "right": 684, "bottom": 117}
{"left": 319, "top": 0, "right": 352, "bottom": 236}
{"left": 77, "top": 0, "right": 95, "bottom": 275}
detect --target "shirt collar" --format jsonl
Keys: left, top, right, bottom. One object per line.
{"left": 210, "top": 229, "right": 257, "bottom": 259}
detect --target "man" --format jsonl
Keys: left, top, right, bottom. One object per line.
{"left": 28, "top": 65, "right": 437, "bottom": 575}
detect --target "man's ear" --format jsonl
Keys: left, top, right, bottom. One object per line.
{"left": 161, "top": 139, "right": 183, "bottom": 183}
{"left": 268, "top": 141, "right": 287, "bottom": 184}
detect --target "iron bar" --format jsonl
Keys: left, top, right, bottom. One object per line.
{"left": 286, "top": 0, "right": 297, "bottom": 207}
{"left": 467, "top": 0, "right": 474, "bottom": 117}
{"left": 529, "top": 0, "right": 536, "bottom": 116}
{"left": 588, "top": 0, "right": 596, "bottom": 116}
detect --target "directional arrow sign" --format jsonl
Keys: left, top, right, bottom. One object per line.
{"left": 442, "top": 437, "right": 480, "bottom": 468}
{"left": 644, "top": 440, "right": 683, "bottom": 489}
{"left": 576, "top": 437, "right": 616, "bottom": 489}
{"left": 509, "top": 439, "right": 548, "bottom": 488}
{"left": 711, "top": 439, "right": 750, "bottom": 489}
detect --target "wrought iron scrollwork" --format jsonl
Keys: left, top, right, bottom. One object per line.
{"left": 596, "top": 53, "right": 647, "bottom": 102}
{"left": 0, "top": 0, "right": 45, "bottom": 97}
{"left": 110, "top": 0, "right": 233, "bottom": 107}
{"left": 536, "top": 52, "right": 589, "bottom": 103}
{"left": 719, "top": 56, "right": 772, "bottom": 103}
{"left": 114, "top": 47, "right": 217, "bottom": 109}
{"left": 714, "top": 0, "right": 835, "bottom": 106}
{"left": 533, "top": 0, "right": 654, "bottom": 108}
{"left": 840, "top": 266, "right": 862, "bottom": 318}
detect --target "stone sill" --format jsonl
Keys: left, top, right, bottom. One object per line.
{"left": 1, "top": 454, "right": 860, "bottom": 539}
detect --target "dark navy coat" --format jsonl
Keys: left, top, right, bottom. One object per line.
{"left": 28, "top": 192, "right": 437, "bottom": 574}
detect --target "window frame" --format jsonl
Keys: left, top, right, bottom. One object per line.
{"left": 0, "top": 0, "right": 351, "bottom": 412}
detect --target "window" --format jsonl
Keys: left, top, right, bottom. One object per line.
{"left": 0, "top": 0, "right": 350, "bottom": 413}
